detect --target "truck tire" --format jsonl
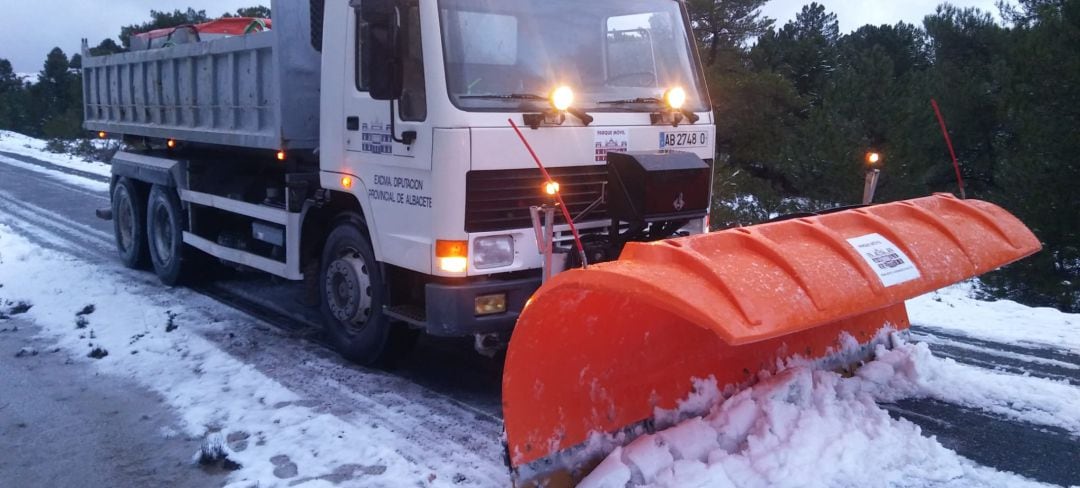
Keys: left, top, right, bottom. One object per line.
{"left": 146, "top": 184, "right": 191, "bottom": 286}
{"left": 111, "top": 177, "right": 149, "bottom": 269}
{"left": 319, "top": 218, "right": 401, "bottom": 365}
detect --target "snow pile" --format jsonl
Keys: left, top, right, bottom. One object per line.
{"left": 580, "top": 338, "right": 1063, "bottom": 488}
{"left": 909, "top": 283, "right": 1080, "bottom": 355}
{"left": 0, "top": 130, "right": 113, "bottom": 178}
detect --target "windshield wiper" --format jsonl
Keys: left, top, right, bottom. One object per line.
{"left": 598, "top": 97, "right": 663, "bottom": 105}
{"left": 459, "top": 93, "right": 547, "bottom": 101}
{"left": 599, "top": 96, "right": 700, "bottom": 126}
{"left": 466, "top": 93, "right": 594, "bottom": 128}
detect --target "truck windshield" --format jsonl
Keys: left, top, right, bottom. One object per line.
{"left": 438, "top": 0, "right": 708, "bottom": 113}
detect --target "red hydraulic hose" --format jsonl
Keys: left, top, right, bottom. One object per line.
{"left": 508, "top": 118, "right": 589, "bottom": 267}
{"left": 931, "top": 99, "right": 967, "bottom": 199}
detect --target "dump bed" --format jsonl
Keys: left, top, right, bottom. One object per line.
{"left": 81, "top": 1, "right": 320, "bottom": 151}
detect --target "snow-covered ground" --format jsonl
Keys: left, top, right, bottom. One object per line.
{"left": 16, "top": 73, "right": 40, "bottom": 85}
{"left": 0, "top": 223, "right": 508, "bottom": 487}
{"left": 910, "top": 283, "right": 1080, "bottom": 355}
{"left": 0, "top": 130, "right": 113, "bottom": 178}
{"left": 0, "top": 153, "right": 109, "bottom": 192}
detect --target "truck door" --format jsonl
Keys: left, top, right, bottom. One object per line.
{"left": 343, "top": 0, "right": 434, "bottom": 273}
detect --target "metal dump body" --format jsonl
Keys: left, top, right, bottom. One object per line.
{"left": 82, "top": 0, "right": 320, "bottom": 151}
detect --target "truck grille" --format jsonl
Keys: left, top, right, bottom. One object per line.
{"left": 465, "top": 166, "right": 610, "bottom": 233}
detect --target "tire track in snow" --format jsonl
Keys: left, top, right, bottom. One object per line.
{"left": 884, "top": 399, "right": 1080, "bottom": 486}
{"left": 913, "top": 325, "right": 1080, "bottom": 365}
{"left": 0, "top": 150, "right": 111, "bottom": 183}
{"left": 911, "top": 327, "right": 1080, "bottom": 386}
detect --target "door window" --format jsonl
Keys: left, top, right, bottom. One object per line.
{"left": 353, "top": 1, "right": 426, "bottom": 121}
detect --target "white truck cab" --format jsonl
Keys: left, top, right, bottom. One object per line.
{"left": 83, "top": 0, "right": 715, "bottom": 363}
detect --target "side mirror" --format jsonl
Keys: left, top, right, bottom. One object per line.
{"left": 353, "top": 0, "right": 403, "bottom": 100}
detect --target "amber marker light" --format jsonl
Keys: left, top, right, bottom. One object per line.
{"left": 665, "top": 86, "right": 688, "bottom": 110}
{"left": 277, "top": 150, "right": 287, "bottom": 161}
{"left": 166, "top": 139, "right": 177, "bottom": 149}
{"left": 97, "top": 131, "right": 107, "bottom": 139}
{"left": 544, "top": 181, "right": 560, "bottom": 196}
{"left": 866, "top": 151, "right": 882, "bottom": 166}
{"left": 550, "top": 86, "right": 574, "bottom": 112}
{"left": 436, "top": 239, "right": 469, "bottom": 273}
{"left": 341, "top": 176, "right": 353, "bottom": 189}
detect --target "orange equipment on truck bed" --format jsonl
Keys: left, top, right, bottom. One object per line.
{"left": 502, "top": 193, "right": 1041, "bottom": 486}
{"left": 131, "top": 18, "right": 272, "bottom": 51}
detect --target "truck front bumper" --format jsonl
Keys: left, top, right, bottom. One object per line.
{"left": 424, "top": 275, "right": 542, "bottom": 337}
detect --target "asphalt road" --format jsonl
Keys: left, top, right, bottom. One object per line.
{"left": 0, "top": 152, "right": 1077, "bottom": 487}
{"left": 0, "top": 317, "right": 227, "bottom": 487}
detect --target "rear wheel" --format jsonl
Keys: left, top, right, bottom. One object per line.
{"left": 111, "top": 177, "right": 148, "bottom": 269}
{"left": 319, "top": 218, "right": 412, "bottom": 365}
{"left": 146, "top": 184, "right": 192, "bottom": 286}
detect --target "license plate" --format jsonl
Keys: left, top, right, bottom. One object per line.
{"left": 659, "top": 131, "right": 709, "bottom": 149}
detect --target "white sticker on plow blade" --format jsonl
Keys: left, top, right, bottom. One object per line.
{"left": 846, "top": 233, "right": 921, "bottom": 287}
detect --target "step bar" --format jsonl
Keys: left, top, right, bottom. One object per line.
{"left": 180, "top": 189, "right": 304, "bottom": 281}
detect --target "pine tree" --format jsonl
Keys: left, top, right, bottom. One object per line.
{"left": 0, "top": 58, "right": 30, "bottom": 131}
{"left": 685, "top": 0, "right": 774, "bottom": 67}
{"left": 225, "top": 6, "right": 272, "bottom": 19}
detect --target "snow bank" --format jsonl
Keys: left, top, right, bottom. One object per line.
{"left": 0, "top": 130, "right": 113, "bottom": 178}
{"left": 909, "top": 283, "right": 1080, "bottom": 355}
{"left": 580, "top": 338, "right": 1065, "bottom": 488}
{"left": 0, "top": 224, "right": 503, "bottom": 487}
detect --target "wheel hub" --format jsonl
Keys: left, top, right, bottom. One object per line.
{"left": 117, "top": 191, "right": 134, "bottom": 250}
{"left": 152, "top": 205, "right": 174, "bottom": 262}
{"left": 325, "top": 255, "right": 372, "bottom": 326}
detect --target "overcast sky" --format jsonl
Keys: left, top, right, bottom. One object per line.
{"left": 1, "top": 0, "right": 1006, "bottom": 74}
{"left": 0, "top": 0, "right": 264, "bottom": 73}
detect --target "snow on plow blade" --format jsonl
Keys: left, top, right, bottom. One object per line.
{"left": 503, "top": 194, "right": 1040, "bottom": 486}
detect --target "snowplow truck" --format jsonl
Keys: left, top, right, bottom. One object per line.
{"left": 81, "top": 0, "right": 1042, "bottom": 485}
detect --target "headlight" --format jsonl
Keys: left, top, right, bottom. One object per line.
{"left": 551, "top": 86, "right": 574, "bottom": 112}
{"left": 665, "top": 87, "right": 687, "bottom": 110}
{"left": 474, "top": 235, "right": 515, "bottom": 270}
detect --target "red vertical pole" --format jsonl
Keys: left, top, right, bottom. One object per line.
{"left": 931, "top": 99, "right": 967, "bottom": 199}
{"left": 508, "top": 118, "right": 589, "bottom": 267}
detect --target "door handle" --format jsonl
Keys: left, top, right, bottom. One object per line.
{"left": 346, "top": 116, "right": 360, "bottom": 131}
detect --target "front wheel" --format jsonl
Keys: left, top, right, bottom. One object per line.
{"left": 319, "top": 218, "right": 402, "bottom": 365}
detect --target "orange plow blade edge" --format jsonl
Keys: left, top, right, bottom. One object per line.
{"left": 502, "top": 194, "right": 1041, "bottom": 486}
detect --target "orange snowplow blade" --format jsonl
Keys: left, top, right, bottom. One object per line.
{"left": 503, "top": 194, "right": 1040, "bottom": 485}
